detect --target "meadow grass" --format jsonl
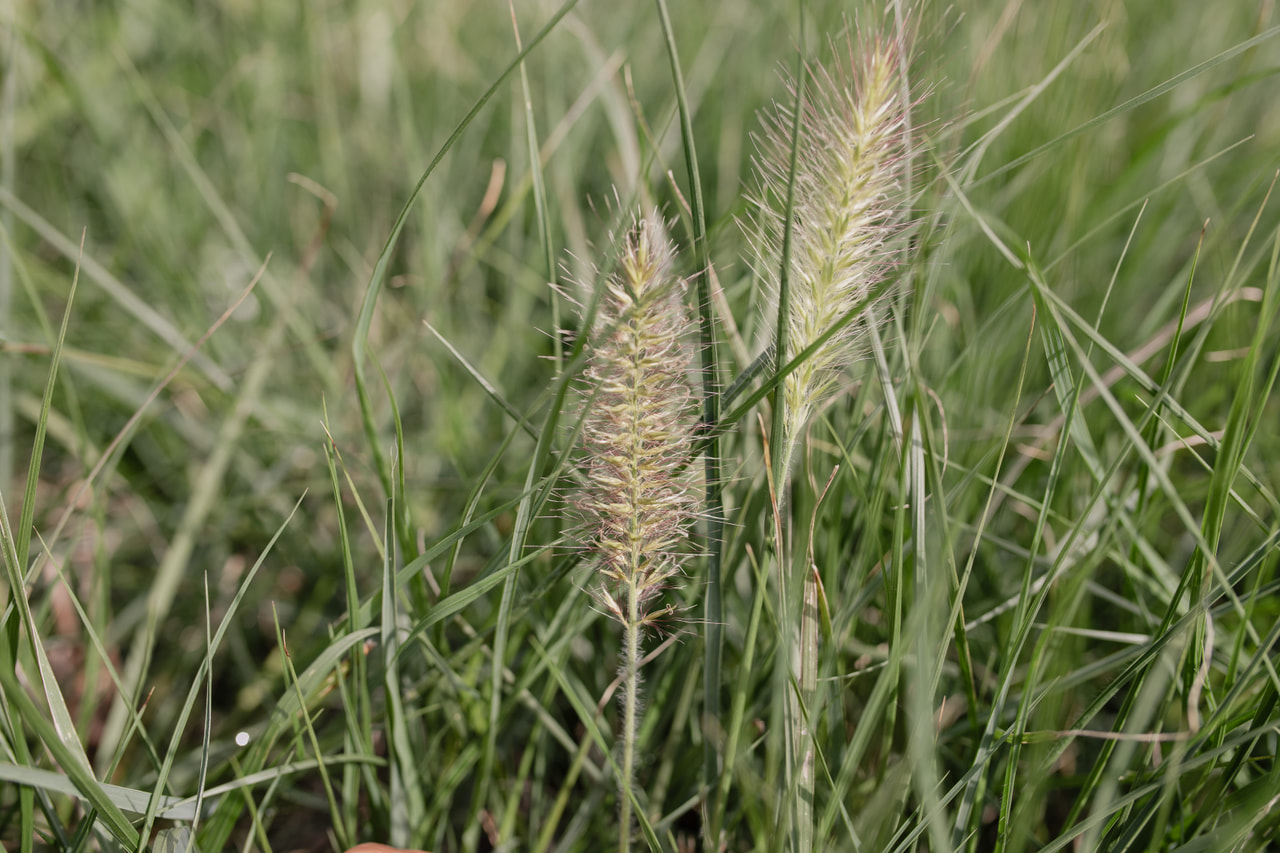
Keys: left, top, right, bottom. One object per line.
{"left": 2, "top": 1, "right": 1280, "bottom": 851}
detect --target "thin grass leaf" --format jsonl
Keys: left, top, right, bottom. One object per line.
{"left": 0, "top": 762, "right": 197, "bottom": 821}
{"left": 0, "top": 247, "right": 94, "bottom": 789}
{"left": 510, "top": 3, "right": 560, "bottom": 371}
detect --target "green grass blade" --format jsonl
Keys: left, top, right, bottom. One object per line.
{"left": 0, "top": 666, "right": 139, "bottom": 845}
{"left": 651, "top": 3, "right": 726, "bottom": 836}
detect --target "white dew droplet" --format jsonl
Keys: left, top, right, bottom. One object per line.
{"left": 235, "top": 731, "right": 250, "bottom": 747}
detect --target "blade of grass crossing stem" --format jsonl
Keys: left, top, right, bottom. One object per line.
{"left": 382, "top": 503, "right": 426, "bottom": 847}
{"left": 0, "top": 665, "right": 139, "bottom": 845}
{"left": 351, "top": 0, "right": 580, "bottom": 496}
{"left": 650, "top": 0, "right": 724, "bottom": 829}
{"left": 510, "top": 4, "right": 561, "bottom": 372}
{"left": 712, "top": 272, "right": 901, "bottom": 455}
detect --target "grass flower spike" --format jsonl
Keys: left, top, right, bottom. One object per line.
{"left": 578, "top": 211, "right": 699, "bottom": 851}
{"left": 754, "top": 32, "right": 910, "bottom": 459}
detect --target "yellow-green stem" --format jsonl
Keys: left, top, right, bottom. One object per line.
{"left": 620, "top": 580, "right": 642, "bottom": 853}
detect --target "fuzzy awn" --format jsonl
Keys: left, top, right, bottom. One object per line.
{"left": 578, "top": 212, "right": 699, "bottom": 852}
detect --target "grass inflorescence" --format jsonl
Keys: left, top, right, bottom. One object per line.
{"left": 752, "top": 30, "right": 913, "bottom": 467}
{"left": 577, "top": 211, "right": 700, "bottom": 852}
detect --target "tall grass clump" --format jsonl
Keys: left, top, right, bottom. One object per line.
{"left": 577, "top": 212, "right": 700, "bottom": 852}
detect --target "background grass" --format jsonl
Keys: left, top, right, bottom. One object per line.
{"left": 2, "top": 0, "right": 1279, "bottom": 851}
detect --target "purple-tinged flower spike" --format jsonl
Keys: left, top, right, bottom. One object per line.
{"left": 748, "top": 27, "right": 917, "bottom": 851}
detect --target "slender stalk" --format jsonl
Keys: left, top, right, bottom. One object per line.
{"left": 620, "top": 581, "right": 642, "bottom": 853}
{"left": 650, "top": 5, "right": 726, "bottom": 835}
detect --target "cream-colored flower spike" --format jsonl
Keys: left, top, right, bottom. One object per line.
{"left": 580, "top": 211, "right": 698, "bottom": 631}
{"left": 753, "top": 32, "right": 910, "bottom": 448}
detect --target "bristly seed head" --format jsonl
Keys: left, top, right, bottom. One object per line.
{"left": 578, "top": 211, "right": 699, "bottom": 630}
{"left": 750, "top": 29, "right": 913, "bottom": 444}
